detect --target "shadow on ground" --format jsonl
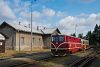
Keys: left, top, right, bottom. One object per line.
{"left": 38, "top": 54, "right": 82, "bottom": 67}
{"left": 0, "top": 57, "right": 44, "bottom": 67}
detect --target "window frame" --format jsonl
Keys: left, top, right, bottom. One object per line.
{"left": 21, "top": 37, "right": 24, "bottom": 45}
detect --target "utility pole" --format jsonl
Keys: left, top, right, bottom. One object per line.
{"left": 75, "top": 24, "right": 77, "bottom": 37}
{"left": 30, "top": 0, "right": 37, "bottom": 51}
{"left": 30, "top": 0, "right": 32, "bottom": 51}
{"left": 18, "top": 30, "right": 20, "bottom": 51}
{"left": 18, "top": 22, "right": 21, "bottom": 51}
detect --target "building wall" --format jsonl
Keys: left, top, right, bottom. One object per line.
{"left": 0, "top": 26, "right": 16, "bottom": 50}
{"left": 43, "top": 35, "right": 51, "bottom": 48}
{"left": 16, "top": 32, "right": 44, "bottom": 51}
{"left": 43, "top": 31, "right": 60, "bottom": 49}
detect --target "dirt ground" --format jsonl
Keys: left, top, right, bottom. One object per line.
{"left": 0, "top": 50, "right": 93, "bottom": 67}
{"left": 0, "top": 49, "right": 50, "bottom": 58}
{"left": 36, "top": 50, "right": 92, "bottom": 67}
{"left": 89, "top": 54, "right": 100, "bottom": 67}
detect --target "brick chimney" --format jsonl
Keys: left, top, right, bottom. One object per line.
{"left": 37, "top": 26, "right": 39, "bottom": 30}
{"left": 28, "top": 24, "right": 30, "bottom": 28}
{"left": 44, "top": 27, "right": 46, "bottom": 29}
{"left": 19, "top": 22, "right": 21, "bottom": 25}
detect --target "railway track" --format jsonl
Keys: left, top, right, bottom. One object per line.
{"left": 69, "top": 51, "right": 100, "bottom": 67}
{"left": 9, "top": 50, "right": 96, "bottom": 67}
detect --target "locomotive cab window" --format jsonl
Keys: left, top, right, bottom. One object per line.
{"left": 52, "top": 36, "right": 64, "bottom": 42}
{"left": 52, "top": 36, "right": 57, "bottom": 42}
{"left": 59, "top": 36, "right": 64, "bottom": 42}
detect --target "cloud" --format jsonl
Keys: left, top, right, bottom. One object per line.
{"left": 56, "top": 11, "right": 67, "bottom": 18}
{"left": 14, "top": 0, "right": 20, "bottom": 7}
{"left": 20, "top": 11, "right": 29, "bottom": 19}
{"left": 32, "top": 11, "right": 41, "bottom": 19}
{"left": 19, "top": 11, "right": 41, "bottom": 22}
{"left": 58, "top": 13, "right": 100, "bottom": 35}
{"left": 0, "top": 0, "right": 16, "bottom": 20}
{"left": 59, "top": 16, "right": 77, "bottom": 29}
{"left": 42, "top": 8, "right": 56, "bottom": 17}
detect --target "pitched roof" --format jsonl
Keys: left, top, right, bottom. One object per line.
{"left": 41, "top": 28, "right": 61, "bottom": 34}
{"left": 0, "top": 34, "right": 5, "bottom": 40}
{"left": 0, "top": 22, "right": 60, "bottom": 35}
{"left": 7, "top": 22, "right": 42, "bottom": 34}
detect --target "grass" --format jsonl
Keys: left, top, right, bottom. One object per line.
{"left": 32, "top": 48, "right": 50, "bottom": 52}
{"left": 0, "top": 49, "right": 50, "bottom": 58}
{"left": 0, "top": 50, "right": 15, "bottom": 58}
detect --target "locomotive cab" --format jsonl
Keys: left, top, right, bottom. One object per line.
{"left": 51, "top": 35, "right": 69, "bottom": 56}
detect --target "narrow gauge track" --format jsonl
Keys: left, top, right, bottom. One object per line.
{"left": 8, "top": 62, "right": 34, "bottom": 67}
{"left": 8, "top": 55, "right": 54, "bottom": 67}
{"left": 69, "top": 51, "right": 100, "bottom": 67}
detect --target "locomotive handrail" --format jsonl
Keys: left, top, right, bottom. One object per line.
{"left": 51, "top": 42, "right": 81, "bottom": 51}
{"left": 57, "top": 42, "right": 81, "bottom": 48}
{"left": 51, "top": 43, "right": 56, "bottom": 48}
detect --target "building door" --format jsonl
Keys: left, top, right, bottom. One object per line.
{"left": 0, "top": 40, "right": 5, "bottom": 53}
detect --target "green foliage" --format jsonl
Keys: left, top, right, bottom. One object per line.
{"left": 78, "top": 33, "right": 83, "bottom": 38}
{"left": 86, "top": 24, "right": 100, "bottom": 46}
{"left": 71, "top": 33, "right": 76, "bottom": 37}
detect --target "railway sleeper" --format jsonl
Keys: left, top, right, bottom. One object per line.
{"left": 69, "top": 57, "right": 88, "bottom": 67}
{"left": 9, "top": 62, "right": 30, "bottom": 67}
{"left": 14, "top": 63, "right": 32, "bottom": 67}
{"left": 79, "top": 57, "right": 96, "bottom": 67}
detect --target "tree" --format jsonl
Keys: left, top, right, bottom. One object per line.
{"left": 94, "top": 24, "right": 99, "bottom": 32}
{"left": 86, "top": 31, "right": 93, "bottom": 45}
{"left": 71, "top": 33, "right": 76, "bottom": 37}
{"left": 98, "top": 25, "right": 100, "bottom": 43}
{"left": 78, "top": 33, "right": 83, "bottom": 38}
{"left": 85, "top": 24, "right": 100, "bottom": 47}
{"left": 92, "top": 24, "right": 100, "bottom": 45}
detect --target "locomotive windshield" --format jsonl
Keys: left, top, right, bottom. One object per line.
{"left": 52, "top": 36, "right": 64, "bottom": 42}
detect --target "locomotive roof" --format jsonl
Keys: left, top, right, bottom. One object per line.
{"left": 52, "top": 34, "right": 81, "bottom": 39}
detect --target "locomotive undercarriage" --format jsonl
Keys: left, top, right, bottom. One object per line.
{"left": 51, "top": 49, "right": 70, "bottom": 56}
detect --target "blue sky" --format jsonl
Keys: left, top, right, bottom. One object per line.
{"left": 0, "top": 0, "right": 100, "bottom": 36}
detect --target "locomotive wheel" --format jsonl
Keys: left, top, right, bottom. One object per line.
{"left": 51, "top": 49, "right": 69, "bottom": 56}
{"left": 51, "top": 49, "right": 57, "bottom": 56}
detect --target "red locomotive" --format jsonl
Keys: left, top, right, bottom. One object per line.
{"left": 51, "top": 35, "right": 89, "bottom": 56}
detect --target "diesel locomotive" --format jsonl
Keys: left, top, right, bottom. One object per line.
{"left": 50, "top": 35, "right": 89, "bottom": 56}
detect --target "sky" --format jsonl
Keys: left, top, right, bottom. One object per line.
{"left": 0, "top": 0, "right": 100, "bottom": 36}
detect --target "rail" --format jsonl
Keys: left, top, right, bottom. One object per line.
{"left": 69, "top": 51, "right": 99, "bottom": 67}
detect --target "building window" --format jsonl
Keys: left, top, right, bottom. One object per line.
{"left": 39, "top": 38, "right": 41, "bottom": 42}
{"left": 21, "top": 37, "right": 24, "bottom": 45}
{"left": 83, "top": 41, "right": 84, "bottom": 44}
{"left": 33, "top": 38, "right": 34, "bottom": 44}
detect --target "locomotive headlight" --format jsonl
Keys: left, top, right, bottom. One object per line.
{"left": 56, "top": 42, "right": 58, "bottom": 44}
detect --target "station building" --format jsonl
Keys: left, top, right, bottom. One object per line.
{"left": 0, "top": 22, "right": 61, "bottom": 51}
